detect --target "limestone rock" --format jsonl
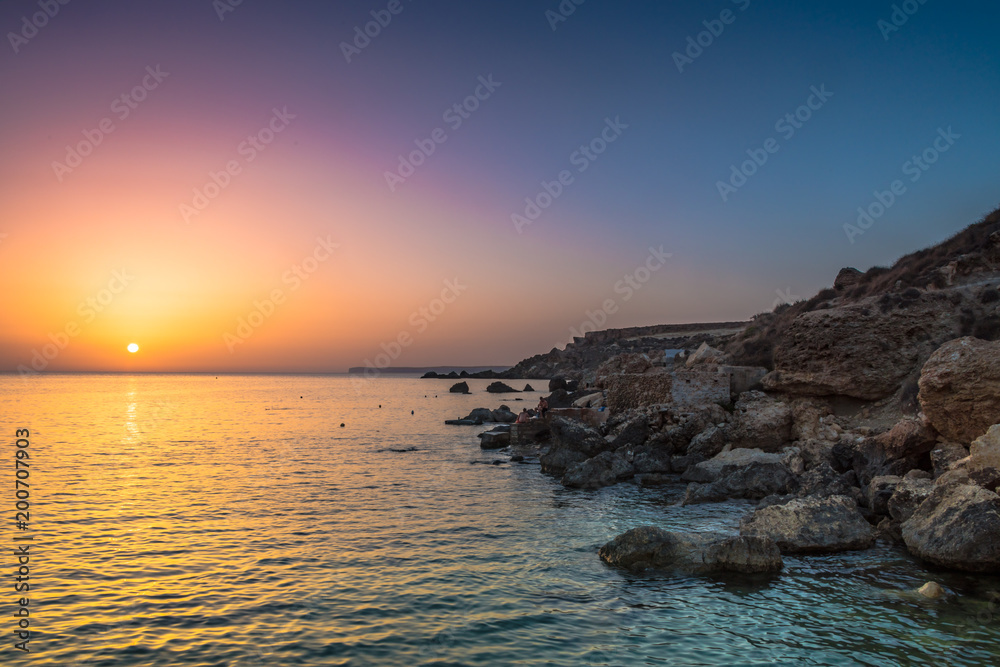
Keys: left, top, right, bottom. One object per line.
{"left": 681, "top": 448, "right": 786, "bottom": 484}
{"left": 902, "top": 482, "right": 1000, "bottom": 572}
{"left": 887, "top": 477, "right": 934, "bottom": 523}
{"left": 918, "top": 337, "right": 1000, "bottom": 443}
{"left": 866, "top": 475, "right": 902, "bottom": 515}
{"left": 682, "top": 461, "right": 797, "bottom": 504}
{"left": 930, "top": 441, "right": 970, "bottom": 478}
{"left": 763, "top": 300, "right": 973, "bottom": 401}
{"left": 833, "top": 267, "right": 863, "bottom": 291}
{"left": 598, "top": 526, "right": 782, "bottom": 574}
{"left": 539, "top": 417, "right": 609, "bottom": 475}
{"left": 728, "top": 391, "right": 793, "bottom": 452}
{"left": 573, "top": 391, "right": 604, "bottom": 408}
{"left": 449, "top": 381, "right": 470, "bottom": 394}
{"left": 563, "top": 451, "right": 633, "bottom": 489}
{"left": 685, "top": 342, "right": 728, "bottom": 367}
{"left": 740, "top": 495, "right": 876, "bottom": 553}
{"left": 687, "top": 425, "right": 730, "bottom": 459}
{"left": 479, "top": 431, "right": 511, "bottom": 449}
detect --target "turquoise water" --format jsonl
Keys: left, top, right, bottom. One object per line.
{"left": 1, "top": 374, "right": 999, "bottom": 666}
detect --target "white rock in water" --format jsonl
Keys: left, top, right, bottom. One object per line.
{"left": 917, "top": 581, "right": 945, "bottom": 599}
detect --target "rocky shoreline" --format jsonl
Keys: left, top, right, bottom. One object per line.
{"left": 448, "top": 208, "right": 1000, "bottom": 580}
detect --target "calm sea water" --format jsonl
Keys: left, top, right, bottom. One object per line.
{"left": 1, "top": 374, "right": 999, "bottom": 666}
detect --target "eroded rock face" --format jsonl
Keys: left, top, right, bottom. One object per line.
{"left": 740, "top": 495, "right": 876, "bottom": 553}
{"left": 762, "top": 299, "right": 974, "bottom": 401}
{"left": 902, "top": 482, "right": 1000, "bottom": 572}
{"left": 918, "top": 337, "right": 1000, "bottom": 443}
{"left": 598, "top": 526, "right": 782, "bottom": 574}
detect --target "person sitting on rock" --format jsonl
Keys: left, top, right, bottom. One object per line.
{"left": 516, "top": 408, "right": 531, "bottom": 424}
{"left": 537, "top": 397, "right": 548, "bottom": 419}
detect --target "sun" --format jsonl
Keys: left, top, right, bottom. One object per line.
{"left": 127, "top": 343, "right": 139, "bottom": 354}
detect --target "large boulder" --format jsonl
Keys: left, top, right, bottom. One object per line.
{"left": 687, "top": 425, "right": 730, "bottom": 459}
{"left": 833, "top": 267, "right": 862, "bottom": 291}
{"left": 685, "top": 341, "right": 727, "bottom": 367}
{"left": 598, "top": 526, "right": 782, "bottom": 574}
{"left": 539, "top": 417, "right": 609, "bottom": 475}
{"left": 740, "top": 495, "right": 876, "bottom": 553}
{"left": 902, "top": 481, "right": 1000, "bottom": 572}
{"left": 562, "top": 451, "right": 633, "bottom": 489}
{"left": 682, "top": 448, "right": 786, "bottom": 484}
{"left": 682, "top": 461, "right": 797, "bottom": 504}
{"left": 449, "top": 381, "right": 470, "bottom": 394}
{"left": 918, "top": 337, "right": 1000, "bottom": 443}
{"left": 491, "top": 406, "right": 517, "bottom": 423}
{"left": 873, "top": 419, "right": 937, "bottom": 460}
{"left": 464, "top": 407, "right": 494, "bottom": 424}
{"left": 728, "top": 391, "right": 792, "bottom": 452}
{"left": 607, "top": 414, "right": 651, "bottom": 450}
{"left": 479, "top": 431, "right": 511, "bottom": 449}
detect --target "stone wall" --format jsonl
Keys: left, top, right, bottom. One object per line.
{"left": 605, "top": 373, "right": 674, "bottom": 412}
{"left": 605, "top": 370, "right": 732, "bottom": 412}
{"left": 671, "top": 370, "right": 731, "bottom": 410}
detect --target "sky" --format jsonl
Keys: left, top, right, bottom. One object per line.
{"left": 1, "top": 0, "right": 998, "bottom": 373}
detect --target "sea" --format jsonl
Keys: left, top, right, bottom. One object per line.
{"left": 1, "top": 373, "right": 999, "bottom": 666}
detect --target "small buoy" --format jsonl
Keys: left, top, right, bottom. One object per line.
{"left": 379, "top": 404, "right": 382, "bottom": 408}
{"left": 411, "top": 410, "right": 414, "bottom": 415}
{"left": 340, "top": 423, "right": 345, "bottom": 427}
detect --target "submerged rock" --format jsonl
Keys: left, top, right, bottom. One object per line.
{"left": 740, "top": 495, "right": 876, "bottom": 553}
{"left": 598, "top": 526, "right": 782, "bottom": 574}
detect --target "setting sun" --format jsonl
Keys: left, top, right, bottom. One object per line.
{"left": 127, "top": 343, "right": 139, "bottom": 354}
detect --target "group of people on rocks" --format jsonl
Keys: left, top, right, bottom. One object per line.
{"left": 516, "top": 397, "right": 548, "bottom": 423}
